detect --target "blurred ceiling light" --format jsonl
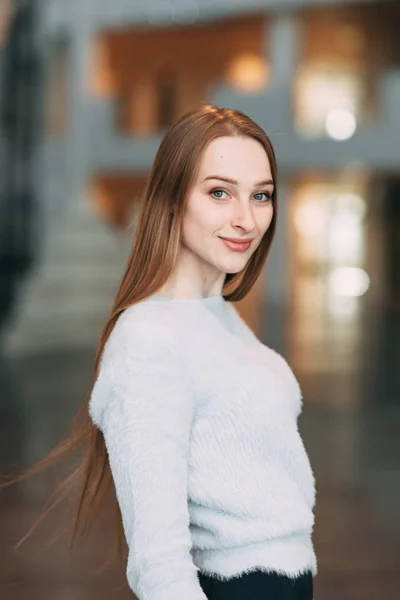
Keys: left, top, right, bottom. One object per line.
{"left": 325, "top": 108, "right": 357, "bottom": 140}
{"left": 296, "top": 66, "right": 361, "bottom": 138}
{"left": 226, "top": 54, "right": 270, "bottom": 93}
{"left": 327, "top": 210, "right": 364, "bottom": 264}
{"left": 329, "top": 267, "right": 370, "bottom": 297}
{"left": 336, "top": 192, "right": 367, "bottom": 219}
{"left": 294, "top": 200, "right": 325, "bottom": 238}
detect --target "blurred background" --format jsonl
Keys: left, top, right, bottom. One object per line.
{"left": 0, "top": 0, "right": 399, "bottom": 598}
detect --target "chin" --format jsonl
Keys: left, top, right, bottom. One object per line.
{"left": 223, "top": 268, "right": 241, "bottom": 275}
{"left": 220, "top": 258, "right": 250, "bottom": 275}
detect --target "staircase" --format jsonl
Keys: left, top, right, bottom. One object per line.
{"left": 2, "top": 204, "right": 131, "bottom": 356}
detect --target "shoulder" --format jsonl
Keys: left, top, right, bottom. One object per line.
{"left": 89, "top": 301, "right": 192, "bottom": 428}
{"left": 106, "top": 300, "right": 186, "bottom": 355}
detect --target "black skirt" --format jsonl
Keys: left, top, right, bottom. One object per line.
{"left": 198, "top": 569, "right": 313, "bottom": 600}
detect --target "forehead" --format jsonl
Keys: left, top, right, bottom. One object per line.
{"left": 197, "top": 136, "right": 272, "bottom": 181}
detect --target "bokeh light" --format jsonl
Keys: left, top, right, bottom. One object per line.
{"left": 325, "top": 108, "right": 357, "bottom": 140}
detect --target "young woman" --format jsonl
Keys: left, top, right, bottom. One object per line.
{"left": 1, "top": 106, "right": 316, "bottom": 599}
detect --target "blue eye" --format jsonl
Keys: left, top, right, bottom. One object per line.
{"left": 210, "top": 189, "right": 228, "bottom": 199}
{"left": 210, "top": 189, "right": 272, "bottom": 202}
{"left": 254, "top": 192, "right": 272, "bottom": 202}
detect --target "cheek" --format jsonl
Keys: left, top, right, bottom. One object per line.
{"left": 181, "top": 211, "right": 210, "bottom": 250}
{"left": 183, "top": 203, "right": 222, "bottom": 237}
{"left": 260, "top": 204, "right": 274, "bottom": 233}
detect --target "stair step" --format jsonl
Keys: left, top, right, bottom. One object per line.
{"left": 3, "top": 203, "right": 133, "bottom": 355}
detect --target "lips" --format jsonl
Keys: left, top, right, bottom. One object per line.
{"left": 220, "top": 237, "right": 254, "bottom": 243}
{"left": 220, "top": 238, "right": 252, "bottom": 252}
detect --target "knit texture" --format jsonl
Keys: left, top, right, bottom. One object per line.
{"left": 88, "top": 295, "right": 317, "bottom": 600}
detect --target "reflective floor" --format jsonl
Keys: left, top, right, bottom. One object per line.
{"left": 0, "top": 304, "right": 399, "bottom": 600}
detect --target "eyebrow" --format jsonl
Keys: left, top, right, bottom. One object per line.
{"left": 202, "top": 175, "right": 274, "bottom": 187}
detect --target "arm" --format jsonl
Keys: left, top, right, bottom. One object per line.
{"left": 90, "top": 321, "right": 207, "bottom": 600}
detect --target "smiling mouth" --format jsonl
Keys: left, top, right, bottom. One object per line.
{"left": 220, "top": 238, "right": 253, "bottom": 252}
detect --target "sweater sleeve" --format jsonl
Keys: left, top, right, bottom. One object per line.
{"left": 89, "top": 318, "right": 207, "bottom": 600}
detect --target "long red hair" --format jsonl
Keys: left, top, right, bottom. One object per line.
{"left": 0, "top": 105, "right": 278, "bottom": 564}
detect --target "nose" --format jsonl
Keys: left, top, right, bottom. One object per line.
{"left": 231, "top": 200, "right": 256, "bottom": 232}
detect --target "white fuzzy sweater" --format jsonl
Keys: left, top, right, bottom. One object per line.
{"left": 88, "top": 295, "right": 317, "bottom": 600}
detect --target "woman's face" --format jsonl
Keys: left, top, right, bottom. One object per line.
{"left": 181, "top": 135, "right": 275, "bottom": 276}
